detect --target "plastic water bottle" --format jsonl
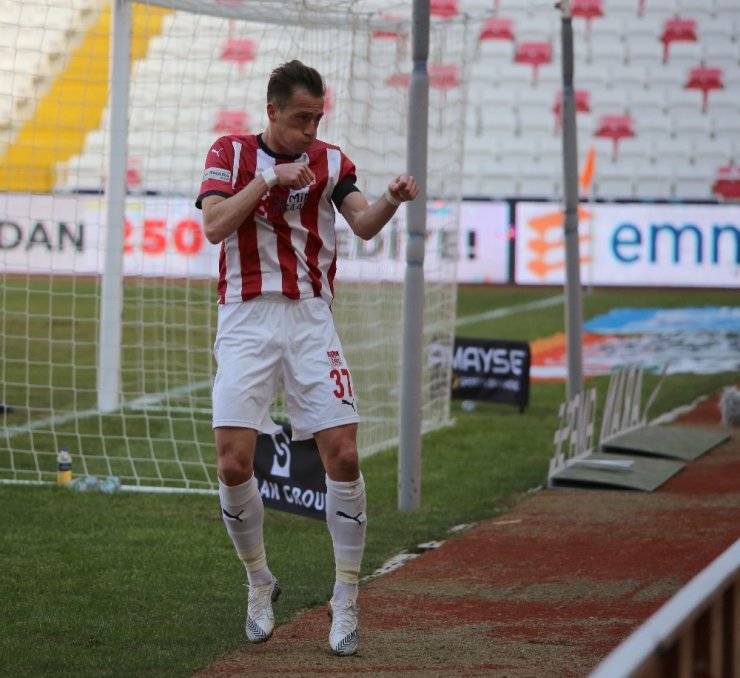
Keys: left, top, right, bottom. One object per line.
{"left": 56, "top": 448, "right": 72, "bottom": 486}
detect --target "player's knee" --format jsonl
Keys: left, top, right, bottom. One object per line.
{"left": 217, "top": 447, "right": 253, "bottom": 485}
{"left": 326, "top": 443, "right": 360, "bottom": 481}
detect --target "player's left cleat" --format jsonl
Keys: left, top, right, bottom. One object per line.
{"left": 245, "top": 576, "right": 281, "bottom": 643}
{"left": 328, "top": 598, "right": 359, "bottom": 656}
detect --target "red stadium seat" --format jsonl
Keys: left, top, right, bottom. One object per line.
{"left": 371, "top": 14, "right": 407, "bottom": 39}
{"left": 213, "top": 109, "right": 249, "bottom": 135}
{"left": 479, "top": 17, "right": 515, "bottom": 42}
{"left": 712, "top": 165, "right": 740, "bottom": 199}
{"left": 572, "top": 0, "right": 603, "bottom": 36}
{"left": 594, "top": 113, "right": 634, "bottom": 160}
{"left": 386, "top": 64, "right": 459, "bottom": 90}
{"left": 515, "top": 41, "right": 552, "bottom": 85}
{"left": 429, "top": 64, "right": 459, "bottom": 89}
{"left": 660, "top": 18, "right": 697, "bottom": 64}
{"left": 684, "top": 66, "right": 724, "bottom": 112}
{"left": 220, "top": 38, "right": 257, "bottom": 74}
{"left": 553, "top": 89, "right": 591, "bottom": 131}
{"left": 431, "top": 0, "right": 458, "bottom": 18}
{"left": 127, "top": 158, "right": 141, "bottom": 189}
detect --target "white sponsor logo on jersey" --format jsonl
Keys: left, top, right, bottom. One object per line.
{"left": 204, "top": 167, "right": 231, "bottom": 182}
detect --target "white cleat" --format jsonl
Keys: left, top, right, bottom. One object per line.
{"left": 328, "top": 598, "right": 359, "bottom": 656}
{"left": 245, "top": 577, "right": 281, "bottom": 643}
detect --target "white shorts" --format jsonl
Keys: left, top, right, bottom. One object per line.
{"left": 212, "top": 296, "right": 360, "bottom": 440}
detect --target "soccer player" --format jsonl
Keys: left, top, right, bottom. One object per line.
{"left": 195, "top": 60, "right": 418, "bottom": 656}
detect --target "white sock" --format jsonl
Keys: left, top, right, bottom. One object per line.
{"left": 325, "top": 473, "right": 366, "bottom": 603}
{"left": 218, "top": 475, "right": 273, "bottom": 587}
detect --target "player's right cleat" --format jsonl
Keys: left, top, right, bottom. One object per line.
{"left": 328, "top": 598, "right": 359, "bottom": 656}
{"left": 245, "top": 576, "right": 281, "bottom": 643}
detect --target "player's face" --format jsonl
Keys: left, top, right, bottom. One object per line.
{"left": 267, "top": 88, "right": 324, "bottom": 156}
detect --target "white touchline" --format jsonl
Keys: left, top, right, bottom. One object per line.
{"left": 2, "top": 379, "right": 213, "bottom": 440}
{"left": 6, "top": 296, "right": 565, "bottom": 440}
{"left": 455, "top": 293, "right": 564, "bottom": 328}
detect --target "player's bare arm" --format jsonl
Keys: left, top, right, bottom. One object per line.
{"left": 202, "top": 162, "right": 316, "bottom": 244}
{"left": 341, "top": 173, "right": 418, "bottom": 241}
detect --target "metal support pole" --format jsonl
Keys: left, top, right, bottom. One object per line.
{"left": 558, "top": 0, "right": 584, "bottom": 402}
{"left": 398, "top": 0, "right": 430, "bottom": 511}
{"left": 97, "top": 0, "right": 130, "bottom": 412}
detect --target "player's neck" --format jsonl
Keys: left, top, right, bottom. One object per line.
{"left": 260, "top": 130, "right": 295, "bottom": 158}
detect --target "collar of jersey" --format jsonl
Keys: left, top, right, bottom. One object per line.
{"left": 257, "top": 133, "right": 302, "bottom": 162}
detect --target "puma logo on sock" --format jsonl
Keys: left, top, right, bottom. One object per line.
{"left": 336, "top": 510, "right": 364, "bottom": 525}
{"left": 222, "top": 508, "right": 244, "bottom": 522}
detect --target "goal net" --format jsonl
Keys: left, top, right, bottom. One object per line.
{"left": 0, "top": 0, "right": 473, "bottom": 491}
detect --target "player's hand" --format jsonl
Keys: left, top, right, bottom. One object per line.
{"left": 274, "top": 162, "right": 315, "bottom": 189}
{"left": 387, "top": 174, "right": 418, "bottom": 203}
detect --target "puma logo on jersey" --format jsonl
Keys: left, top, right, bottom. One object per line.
{"left": 210, "top": 147, "right": 223, "bottom": 156}
{"left": 342, "top": 398, "right": 356, "bottom": 412}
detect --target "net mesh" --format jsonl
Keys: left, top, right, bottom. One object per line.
{"left": 0, "top": 0, "right": 473, "bottom": 490}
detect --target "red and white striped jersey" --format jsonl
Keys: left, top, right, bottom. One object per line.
{"left": 196, "top": 133, "right": 357, "bottom": 305}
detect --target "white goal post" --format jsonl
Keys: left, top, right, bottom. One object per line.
{"left": 0, "top": 0, "right": 476, "bottom": 493}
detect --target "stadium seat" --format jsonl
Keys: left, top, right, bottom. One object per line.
{"left": 497, "top": 135, "right": 538, "bottom": 159}
{"left": 220, "top": 38, "right": 257, "bottom": 74}
{"left": 594, "top": 161, "right": 636, "bottom": 198}
{"left": 604, "top": 0, "right": 642, "bottom": 19}
{"left": 589, "top": 89, "right": 629, "bottom": 120}
{"left": 518, "top": 159, "right": 561, "bottom": 198}
{"left": 667, "top": 87, "right": 705, "bottom": 117}
{"left": 430, "top": 0, "right": 458, "bottom": 18}
{"left": 586, "top": 36, "right": 627, "bottom": 65}
{"left": 627, "top": 89, "right": 666, "bottom": 119}
{"left": 571, "top": 0, "right": 604, "bottom": 36}
{"left": 594, "top": 113, "right": 635, "bottom": 160}
{"left": 621, "top": 15, "right": 663, "bottom": 43}
{"left": 671, "top": 113, "right": 712, "bottom": 143}
{"left": 212, "top": 109, "right": 250, "bottom": 135}
{"left": 713, "top": 110, "right": 740, "bottom": 141}
{"left": 665, "top": 41, "right": 703, "bottom": 72}
{"left": 574, "top": 63, "right": 611, "bottom": 90}
{"left": 429, "top": 64, "right": 460, "bottom": 89}
{"left": 676, "top": 0, "right": 714, "bottom": 17}
{"left": 712, "top": 164, "right": 740, "bottom": 199}
{"left": 714, "top": 0, "right": 739, "bottom": 13}
{"left": 616, "top": 136, "right": 656, "bottom": 165}
{"left": 642, "top": 0, "right": 682, "bottom": 19}
{"left": 673, "top": 164, "right": 711, "bottom": 198}
{"left": 660, "top": 18, "right": 698, "bottom": 64}
{"left": 645, "top": 65, "right": 686, "bottom": 90}
{"left": 633, "top": 162, "right": 673, "bottom": 198}
{"left": 553, "top": 89, "right": 591, "bottom": 131}
{"left": 610, "top": 64, "right": 648, "bottom": 90}
{"left": 698, "top": 16, "right": 736, "bottom": 44}
{"left": 701, "top": 41, "right": 740, "bottom": 72}
{"left": 480, "top": 107, "right": 518, "bottom": 137}
{"left": 652, "top": 137, "right": 694, "bottom": 167}
{"left": 691, "top": 137, "right": 734, "bottom": 169}
{"left": 519, "top": 107, "right": 556, "bottom": 137}
{"left": 482, "top": 162, "right": 522, "bottom": 198}
{"left": 684, "top": 66, "right": 724, "bottom": 112}
{"left": 478, "top": 17, "right": 515, "bottom": 42}
{"left": 626, "top": 35, "right": 665, "bottom": 65}
{"left": 514, "top": 41, "right": 552, "bottom": 85}
{"left": 516, "top": 17, "right": 555, "bottom": 43}
{"left": 703, "top": 88, "right": 738, "bottom": 118}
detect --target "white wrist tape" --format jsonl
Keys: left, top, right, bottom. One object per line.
{"left": 261, "top": 166, "right": 278, "bottom": 189}
{"left": 384, "top": 187, "right": 401, "bottom": 207}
